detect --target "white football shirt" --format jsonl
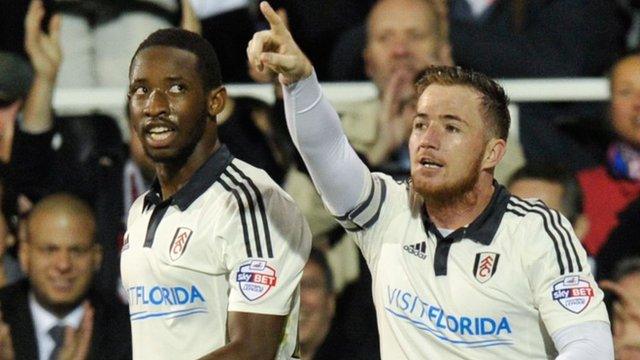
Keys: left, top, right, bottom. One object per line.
{"left": 335, "top": 172, "right": 609, "bottom": 359}
{"left": 121, "top": 145, "right": 311, "bottom": 359}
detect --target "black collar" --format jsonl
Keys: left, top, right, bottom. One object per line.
{"left": 420, "top": 180, "right": 510, "bottom": 245}
{"left": 143, "top": 145, "right": 233, "bottom": 211}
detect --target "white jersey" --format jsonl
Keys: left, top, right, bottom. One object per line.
{"left": 335, "top": 172, "right": 609, "bottom": 359}
{"left": 121, "top": 145, "right": 311, "bottom": 359}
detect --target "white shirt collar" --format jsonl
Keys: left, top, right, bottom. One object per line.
{"left": 29, "top": 293, "right": 85, "bottom": 360}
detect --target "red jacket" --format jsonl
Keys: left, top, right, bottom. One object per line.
{"left": 577, "top": 166, "right": 640, "bottom": 255}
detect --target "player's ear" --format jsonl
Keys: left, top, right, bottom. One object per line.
{"left": 481, "top": 137, "right": 506, "bottom": 171}
{"left": 207, "top": 86, "right": 227, "bottom": 118}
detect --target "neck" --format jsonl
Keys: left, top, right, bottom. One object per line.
{"left": 424, "top": 177, "right": 495, "bottom": 229}
{"left": 300, "top": 342, "right": 320, "bottom": 360}
{"left": 155, "top": 140, "right": 220, "bottom": 200}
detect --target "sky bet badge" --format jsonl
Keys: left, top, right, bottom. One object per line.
{"left": 237, "top": 260, "right": 277, "bottom": 301}
{"left": 552, "top": 275, "right": 594, "bottom": 313}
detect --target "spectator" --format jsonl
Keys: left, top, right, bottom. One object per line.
{"left": 0, "top": 51, "right": 33, "bottom": 164}
{"left": 577, "top": 52, "right": 640, "bottom": 257}
{"left": 448, "top": 0, "right": 626, "bottom": 172}
{"left": 596, "top": 197, "right": 640, "bottom": 281}
{"left": 507, "top": 163, "right": 589, "bottom": 240}
{"left": 0, "top": 165, "right": 23, "bottom": 289}
{"left": 0, "top": 193, "right": 131, "bottom": 360}
{"left": 600, "top": 258, "right": 640, "bottom": 360}
{"left": 299, "top": 248, "right": 336, "bottom": 360}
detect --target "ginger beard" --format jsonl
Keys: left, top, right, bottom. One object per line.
{"left": 410, "top": 147, "right": 484, "bottom": 204}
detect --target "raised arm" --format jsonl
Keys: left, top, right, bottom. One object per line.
{"left": 246, "top": 1, "right": 370, "bottom": 216}
{"left": 23, "top": 0, "right": 61, "bottom": 134}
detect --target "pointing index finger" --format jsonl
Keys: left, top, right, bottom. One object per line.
{"left": 260, "top": 1, "right": 286, "bottom": 34}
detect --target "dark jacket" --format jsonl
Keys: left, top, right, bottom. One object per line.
{"left": 0, "top": 279, "right": 132, "bottom": 360}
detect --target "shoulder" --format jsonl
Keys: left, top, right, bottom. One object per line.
{"left": 217, "top": 159, "right": 302, "bottom": 215}
{"left": 504, "top": 195, "right": 559, "bottom": 229}
{"left": 0, "top": 279, "right": 28, "bottom": 305}
{"left": 221, "top": 159, "right": 287, "bottom": 198}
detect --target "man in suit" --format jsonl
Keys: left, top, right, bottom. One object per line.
{"left": 0, "top": 193, "right": 131, "bottom": 360}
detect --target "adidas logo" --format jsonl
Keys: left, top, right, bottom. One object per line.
{"left": 403, "top": 241, "right": 427, "bottom": 260}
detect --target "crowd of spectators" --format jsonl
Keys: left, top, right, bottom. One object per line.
{"left": 1, "top": 0, "right": 640, "bottom": 359}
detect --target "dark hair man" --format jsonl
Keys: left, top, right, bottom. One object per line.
{"left": 122, "top": 28, "right": 311, "bottom": 359}
{"left": 508, "top": 163, "right": 589, "bottom": 240}
{"left": 247, "top": 2, "right": 612, "bottom": 358}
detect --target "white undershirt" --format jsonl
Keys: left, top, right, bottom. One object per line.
{"left": 465, "top": 0, "right": 495, "bottom": 17}
{"left": 29, "top": 294, "right": 84, "bottom": 360}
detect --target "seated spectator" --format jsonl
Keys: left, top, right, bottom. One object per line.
{"left": 0, "top": 193, "right": 130, "bottom": 359}
{"left": 0, "top": 51, "right": 33, "bottom": 164}
{"left": 577, "top": 52, "right": 640, "bottom": 257}
{"left": 596, "top": 197, "right": 640, "bottom": 281}
{"left": 0, "top": 166, "right": 23, "bottom": 289}
{"left": 299, "top": 248, "right": 336, "bottom": 360}
{"left": 600, "top": 258, "right": 640, "bottom": 359}
{"left": 507, "top": 163, "right": 589, "bottom": 240}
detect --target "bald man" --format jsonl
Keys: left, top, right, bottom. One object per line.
{"left": 0, "top": 193, "right": 131, "bottom": 360}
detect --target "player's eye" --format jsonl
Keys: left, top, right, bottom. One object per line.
{"left": 169, "top": 84, "right": 186, "bottom": 93}
{"left": 131, "top": 86, "right": 147, "bottom": 96}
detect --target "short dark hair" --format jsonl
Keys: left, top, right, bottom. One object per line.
{"left": 307, "top": 248, "right": 334, "bottom": 293}
{"left": 507, "top": 163, "right": 583, "bottom": 223}
{"left": 130, "top": 28, "right": 222, "bottom": 91}
{"left": 415, "top": 66, "right": 510, "bottom": 140}
{"left": 612, "top": 257, "right": 640, "bottom": 282}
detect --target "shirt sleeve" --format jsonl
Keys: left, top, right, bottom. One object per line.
{"left": 552, "top": 321, "right": 613, "bottom": 360}
{"left": 222, "top": 183, "right": 312, "bottom": 315}
{"left": 516, "top": 198, "right": 610, "bottom": 335}
{"left": 332, "top": 172, "right": 411, "bottom": 267}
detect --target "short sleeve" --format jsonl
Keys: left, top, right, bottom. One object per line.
{"left": 222, "top": 186, "right": 311, "bottom": 315}
{"left": 520, "top": 201, "right": 609, "bottom": 335}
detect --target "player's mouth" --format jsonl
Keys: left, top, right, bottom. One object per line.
{"left": 144, "top": 124, "right": 177, "bottom": 148}
{"left": 418, "top": 156, "right": 443, "bottom": 170}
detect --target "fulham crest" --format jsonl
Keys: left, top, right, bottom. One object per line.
{"left": 169, "top": 227, "right": 193, "bottom": 261}
{"left": 473, "top": 252, "right": 500, "bottom": 283}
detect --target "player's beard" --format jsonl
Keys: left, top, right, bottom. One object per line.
{"left": 412, "top": 152, "right": 483, "bottom": 205}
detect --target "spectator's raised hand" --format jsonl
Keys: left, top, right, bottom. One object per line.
{"left": 57, "top": 302, "right": 94, "bottom": 360}
{"left": 24, "top": 0, "right": 61, "bottom": 83}
{"left": 368, "top": 70, "right": 415, "bottom": 166}
{"left": 247, "top": 2, "right": 312, "bottom": 85}
{"left": 0, "top": 310, "right": 15, "bottom": 360}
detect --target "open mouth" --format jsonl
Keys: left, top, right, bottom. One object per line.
{"left": 144, "top": 124, "right": 177, "bottom": 147}
{"left": 419, "top": 157, "right": 443, "bottom": 169}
